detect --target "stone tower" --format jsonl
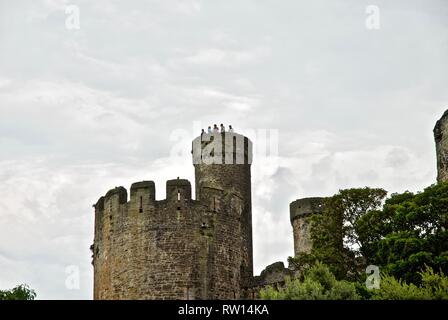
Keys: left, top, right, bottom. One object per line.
{"left": 91, "top": 131, "right": 253, "bottom": 300}
{"left": 192, "top": 132, "right": 254, "bottom": 293}
{"left": 434, "top": 109, "right": 448, "bottom": 183}
{"left": 290, "top": 197, "right": 325, "bottom": 256}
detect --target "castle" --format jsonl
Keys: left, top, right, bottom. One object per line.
{"left": 92, "top": 110, "right": 448, "bottom": 300}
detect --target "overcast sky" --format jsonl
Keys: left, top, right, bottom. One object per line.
{"left": 0, "top": 0, "right": 447, "bottom": 299}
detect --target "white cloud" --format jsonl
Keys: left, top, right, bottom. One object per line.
{"left": 181, "top": 47, "right": 271, "bottom": 67}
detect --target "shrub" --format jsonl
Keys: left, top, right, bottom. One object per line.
{"left": 260, "top": 262, "right": 359, "bottom": 300}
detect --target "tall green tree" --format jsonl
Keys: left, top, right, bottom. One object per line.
{"left": 357, "top": 183, "right": 448, "bottom": 284}
{"left": 290, "top": 187, "right": 387, "bottom": 280}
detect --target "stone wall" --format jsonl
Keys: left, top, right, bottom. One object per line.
{"left": 243, "top": 262, "right": 294, "bottom": 299}
{"left": 434, "top": 109, "right": 448, "bottom": 183}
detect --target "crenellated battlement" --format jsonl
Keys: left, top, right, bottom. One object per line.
{"left": 105, "top": 186, "right": 127, "bottom": 204}
{"left": 94, "top": 196, "right": 105, "bottom": 211}
{"left": 130, "top": 181, "right": 155, "bottom": 200}
{"left": 94, "top": 187, "right": 127, "bottom": 212}
{"left": 290, "top": 197, "right": 325, "bottom": 222}
{"left": 166, "top": 178, "right": 192, "bottom": 202}
{"left": 95, "top": 179, "right": 197, "bottom": 213}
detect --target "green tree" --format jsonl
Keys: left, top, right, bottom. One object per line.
{"left": 290, "top": 187, "right": 387, "bottom": 280}
{"left": 0, "top": 284, "right": 36, "bottom": 300}
{"left": 357, "top": 183, "right": 448, "bottom": 284}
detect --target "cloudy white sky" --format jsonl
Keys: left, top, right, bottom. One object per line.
{"left": 0, "top": 0, "right": 447, "bottom": 299}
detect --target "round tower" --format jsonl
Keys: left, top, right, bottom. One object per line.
{"left": 290, "top": 197, "right": 325, "bottom": 256}
{"left": 192, "top": 131, "right": 253, "bottom": 298}
{"left": 434, "top": 109, "right": 448, "bottom": 183}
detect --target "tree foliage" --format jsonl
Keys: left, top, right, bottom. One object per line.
{"left": 0, "top": 284, "right": 36, "bottom": 300}
{"left": 372, "top": 266, "right": 448, "bottom": 300}
{"left": 282, "top": 183, "right": 448, "bottom": 299}
{"left": 290, "top": 184, "right": 448, "bottom": 285}
{"left": 259, "top": 262, "right": 448, "bottom": 300}
{"left": 289, "top": 187, "right": 387, "bottom": 280}
{"left": 357, "top": 183, "right": 448, "bottom": 284}
{"left": 260, "top": 262, "right": 360, "bottom": 300}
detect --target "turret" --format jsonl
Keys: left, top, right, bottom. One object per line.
{"left": 192, "top": 132, "right": 252, "bottom": 203}
{"left": 290, "top": 197, "right": 325, "bottom": 256}
{"left": 192, "top": 131, "right": 254, "bottom": 295}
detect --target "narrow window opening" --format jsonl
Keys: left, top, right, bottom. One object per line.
{"left": 213, "top": 197, "right": 216, "bottom": 212}
{"left": 139, "top": 196, "right": 143, "bottom": 213}
{"left": 177, "top": 190, "right": 181, "bottom": 201}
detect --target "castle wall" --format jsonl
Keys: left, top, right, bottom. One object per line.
{"left": 434, "top": 110, "right": 448, "bottom": 182}
{"left": 93, "top": 181, "right": 209, "bottom": 299}
{"left": 243, "top": 261, "right": 294, "bottom": 299}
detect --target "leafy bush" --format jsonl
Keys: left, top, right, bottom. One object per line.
{"left": 260, "top": 262, "right": 448, "bottom": 300}
{"left": 372, "top": 266, "right": 448, "bottom": 300}
{"left": 260, "top": 262, "right": 359, "bottom": 300}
